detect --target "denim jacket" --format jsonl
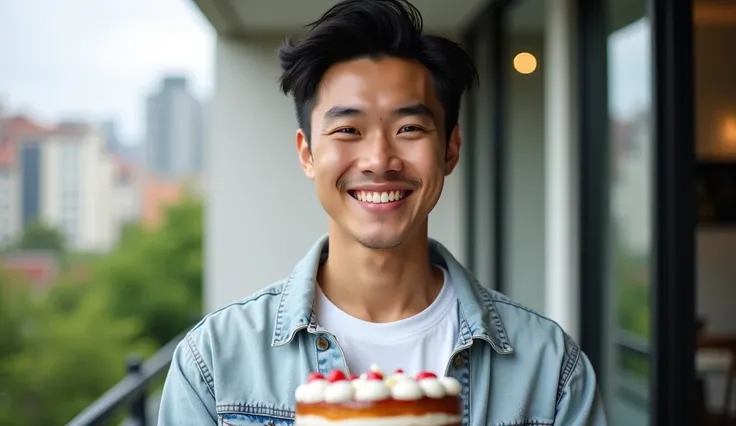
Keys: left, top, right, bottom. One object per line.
{"left": 158, "top": 235, "right": 607, "bottom": 425}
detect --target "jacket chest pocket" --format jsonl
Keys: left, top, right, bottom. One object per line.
{"left": 220, "top": 413, "right": 294, "bottom": 426}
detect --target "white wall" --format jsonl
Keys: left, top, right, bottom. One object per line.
{"left": 462, "top": 0, "right": 580, "bottom": 333}
{"left": 503, "top": 32, "right": 547, "bottom": 314}
{"left": 205, "top": 36, "right": 466, "bottom": 311}
{"left": 465, "top": 24, "right": 496, "bottom": 290}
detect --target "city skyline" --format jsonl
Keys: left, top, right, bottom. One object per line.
{"left": 0, "top": 0, "right": 214, "bottom": 145}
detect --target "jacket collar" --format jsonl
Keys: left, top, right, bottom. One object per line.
{"left": 270, "top": 234, "right": 513, "bottom": 355}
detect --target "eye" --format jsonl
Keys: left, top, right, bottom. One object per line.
{"left": 332, "top": 127, "right": 360, "bottom": 135}
{"left": 398, "top": 125, "right": 423, "bottom": 134}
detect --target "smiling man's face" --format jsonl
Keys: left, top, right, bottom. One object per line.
{"left": 296, "top": 56, "right": 461, "bottom": 249}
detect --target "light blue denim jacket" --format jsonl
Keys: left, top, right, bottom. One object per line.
{"left": 158, "top": 235, "right": 607, "bottom": 425}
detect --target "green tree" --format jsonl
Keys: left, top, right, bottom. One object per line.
{"left": 0, "top": 196, "right": 203, "bottom": 425}
{"left": 96, "top": 195, "right": 203, "bottom": 346}
{"left": 0, "top": 272, "right": 29, "bottom": 359}
{"left": 0, "top": 287, "right": 154, "bottom": 426}
{"left": 0, "top": 271, "right": 33, "bottom": 413}
{"left": 15, "top": 221, "right": 65, "bottom": 252}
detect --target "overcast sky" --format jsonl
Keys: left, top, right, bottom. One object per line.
{"left": 0, "top": 0, "right": 649, "bottom": 145}
{"left": 0, "top": 0, "right": 215, "bottom": 145}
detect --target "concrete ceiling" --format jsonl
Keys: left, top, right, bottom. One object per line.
{"left": 193, "top": 0, "right": 490, "bottom": 37}
{"left": 192, "top": 0, "right": 736, "bottom": 40}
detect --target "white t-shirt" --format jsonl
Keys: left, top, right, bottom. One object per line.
{"left": 314, "top": 267, "right": 459, "bottom": 377}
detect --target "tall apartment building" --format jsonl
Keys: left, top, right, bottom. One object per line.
{"left": 19, "top": 123, "right": 116, "bottom": 252}
{"left": 0, "top": 144, "right": 17, "bottom": 246}
{"left": 0, "top": 116, "right": 47, "bottom": 247}
{"left": 145, "top": 76, "right": 205, "bottom": 179}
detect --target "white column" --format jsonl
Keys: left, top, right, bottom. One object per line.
{"left": 544, "top": 0, "right": 580, "bottom": 340}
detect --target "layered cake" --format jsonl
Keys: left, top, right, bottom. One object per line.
{"left": 294, "top": 365, "right": 462, "bottom": 425}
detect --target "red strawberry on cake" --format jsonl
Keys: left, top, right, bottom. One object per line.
{"left": 294, "top": 364, "right": 462, "bottom": 425}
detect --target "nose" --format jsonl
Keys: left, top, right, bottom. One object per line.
{"left": 357, "top": 131, "right": 403, "bottom": 175}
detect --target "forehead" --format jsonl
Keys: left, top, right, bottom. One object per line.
{"left": 313, "top": 57, "right": 441, "bottom": 116}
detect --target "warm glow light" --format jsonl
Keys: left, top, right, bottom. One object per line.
{"left": 722, "top": 116, "right": 736, "bottom": 148}
{"left": 513, "top": 52, "right": 537, "bottom": 74}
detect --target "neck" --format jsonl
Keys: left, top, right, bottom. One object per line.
{"left": 318, "top": 221, "right": 443, "bottom": 323}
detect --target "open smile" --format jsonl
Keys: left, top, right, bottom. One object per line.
{"left": 348, "top": 190, "right": 413, "bottom": 204}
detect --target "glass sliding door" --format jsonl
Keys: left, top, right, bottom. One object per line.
{"left": 580, "top": 0, "right": 696, "bottom": 423}
{"left": 605, "top": 2, "right": 653, "bottom": 423}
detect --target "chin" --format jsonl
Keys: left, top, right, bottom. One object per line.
{"left": 355, "top": 233, "right": 405, "bottom": 250}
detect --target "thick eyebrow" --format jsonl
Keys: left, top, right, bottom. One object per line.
{"left": 323, "top": 106, "right": 364, "bottom": 126}
{"left": 391, "top": 103, "right": 434, "bottom": 120}
{"left": 322, "top": 103, "right": 435, "bottom": 126}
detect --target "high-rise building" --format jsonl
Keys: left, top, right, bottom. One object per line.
{"left": 0, "top": 144, "right": 16, "bottom": 246}
{"left": 145, "top": 76, "right": 204, "bottom": 179}
{"left": 0, "top": 111, "right": 139, "bottom": 253}
{"left": 17, "top": 122, "right": 116, "bottom": 253}
{"left": 100, "top": 120, "right": 122, "bottom": 153}
{"left": 45, "top": 122, "right": 115, "bottom": 252}
{"left": 0, "top": 115, "right": 47, "bottom": 246}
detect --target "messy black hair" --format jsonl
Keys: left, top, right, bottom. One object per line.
{"left": 277, "top": 0, "right": 478, "bottom": 145}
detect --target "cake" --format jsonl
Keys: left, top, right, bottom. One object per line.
{"left": 294, "top": 364, "right": 463, "bottom": 425}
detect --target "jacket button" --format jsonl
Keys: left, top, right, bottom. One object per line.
{"left": 453, "top": 355, "right": 463, "bottom": 368}
{"left": 316, "top": 336, "right": 330, "bottom": 350}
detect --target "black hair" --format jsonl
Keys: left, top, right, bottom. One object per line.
{"left": 277, "top": 0, "right": 478, "bottom": 144}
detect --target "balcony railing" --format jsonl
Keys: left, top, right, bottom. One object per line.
{"left": 615, "top": 329, "right": 650, "bottom": 409}
{"left": 66, "top": 330, "right": 186, "bottom": 426}
{"left": 68, "top": 326, "right": 653, "bottom": 425}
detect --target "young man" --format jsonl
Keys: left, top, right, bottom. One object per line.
{"left": 158, "top": 0, "right": 607, "bottom": 424}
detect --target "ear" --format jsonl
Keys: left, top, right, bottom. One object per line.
{"left": 296, "top": 129, "right": 315, "bottom": 180}
{"left": 444, "top": 125, "right": 462, "bottom": 176}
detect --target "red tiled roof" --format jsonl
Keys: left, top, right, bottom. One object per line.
{"left": 1, "top": 115, "right": 47, "bottom": 143}
{"left": 0, "top": 143, "right": 13, "bottom": 167}
{"left": 0, "top": 115, "right": 48, "bottom": 166}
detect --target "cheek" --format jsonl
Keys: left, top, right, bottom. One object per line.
{"left": 400, "top": 143, "right": 446, "bottom": 175}
{"left": 313, "top": 145, "right": 351, "bottom": 183}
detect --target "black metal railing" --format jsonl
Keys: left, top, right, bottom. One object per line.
{"left": 66, "top": 331, "right": 185, "bottom": 426}
{"left": 616, "top": 329, "right": 650, "bottom": 356}
{"left": 615, "top": 329, "right": 650, "bottom": 408}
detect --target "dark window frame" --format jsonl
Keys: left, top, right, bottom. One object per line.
{"left": 464, "top": 0, "right": 696, "bottom": 423}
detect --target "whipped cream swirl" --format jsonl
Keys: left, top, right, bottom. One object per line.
{"left": 295, "top": 368, "right": 462, "bottom": 404}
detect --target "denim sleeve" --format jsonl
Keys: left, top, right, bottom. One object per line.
{"left": 554, "top": 350, "right": 608, "bottom": 425}
{"left": 158, "top": 336, "right": 217, "bottom": 425}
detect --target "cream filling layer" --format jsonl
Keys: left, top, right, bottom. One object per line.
{"left": 295, "top": 413, "right": 462, "bottom": 426}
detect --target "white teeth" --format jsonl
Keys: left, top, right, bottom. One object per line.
{"left": 354, "top": 190, "right": 405, "bottom": 204}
